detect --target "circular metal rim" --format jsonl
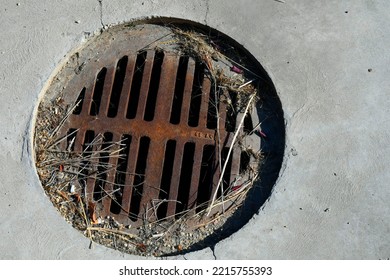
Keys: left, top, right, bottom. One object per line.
{"left": 33, "top": 19, "right": 285, "bottom": 256}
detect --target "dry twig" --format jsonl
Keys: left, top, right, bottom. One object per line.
{"left": 206, "top": 93, "right": 256, "bottom": 216}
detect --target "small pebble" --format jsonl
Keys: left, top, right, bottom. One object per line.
{"left": 75, "top": 20, "right": 80, "bottom": 24}
{"left": 16, "top": 3, "right": 20, "bottom": 6}
{"left": 291, "top": 148, "right": 298, "bottom": 156}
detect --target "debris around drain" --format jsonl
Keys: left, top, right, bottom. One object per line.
{"left": 34, "top": 22, "right": 264, "bottom": 256}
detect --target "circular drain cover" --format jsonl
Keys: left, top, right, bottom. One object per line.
{"left": 34, "top": 20, "right": 283, "bottom": 256}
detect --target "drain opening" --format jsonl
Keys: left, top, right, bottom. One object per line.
{"left": 144, "top": 50, "right": 164, "bottom": 121}
{"left": 108, "top": 56, "right": 128, "bottom": 118}
{"left": 34, "top": 20, "right": 284, "bottom": 257}
{"left": 90, "top": 68, "right": 106, "bottom": 116}
{"left": 170, "top": 56, "right": 189, "bottom": 125}
{"left": 126, "top": 51, "right": 147, "bottom": 119}
{"left": 130, "top": 136, "right": 150, "bottom": 221}
{"left": 176, "top": 142, "right": 196, "bottom": 215}
{"left": 93, "top": 132, "right": 113, "bottom": 202}
{"left": 188, "top": 61, "right": 204, "bottom": 127}
{"left": 73, "top": 88, "right": 85, "bottom": 115}
{"left": 157, "top": 140, "right": 176, "bottom": 219}
{"left": 79, "top": 130, "right": 95, "bottom": 190}
{"left": 196, "top": 144, "right": 216, "bottom": 213}
{"left": 110, "top": 134, "right": 131, "bottom": 214}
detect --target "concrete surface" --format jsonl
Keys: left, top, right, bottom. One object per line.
{"left": 0, "top": 0, "right": 389, "bottom": 259}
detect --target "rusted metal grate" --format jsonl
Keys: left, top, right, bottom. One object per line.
{"left": 33, "top": 22, "right": 281, "bottom": 256}
{"left": 61, "top": 49, "right": 252, "bottom": 227}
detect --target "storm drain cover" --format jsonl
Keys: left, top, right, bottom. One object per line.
{"left": 34, "top": 20, "right": 284, "bottom": 256}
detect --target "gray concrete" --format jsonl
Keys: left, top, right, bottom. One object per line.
{"left": 0, "top": 0, "right": 389, "bottom": 259}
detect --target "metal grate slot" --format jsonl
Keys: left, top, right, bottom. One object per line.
{"left": 93, "top": 132, "right": 113, "bottom": 201}
{"left": 90, "top": 68, "right": 107, "bottom": 116}
{"left": 126, "top": 51, "right": 147, "bottom": 119}
{"left": 243, "top": 112, "right": 254, "bottom": 134}
{"left": 196, "top": 144, "right": 216, "bottom": 213}
{"left": 206, "top": 86, "right": 221, "bottom": 129}
{"left": 129, "top": 136, "right": 150, "bottom": 221}
{"left": 73, "top": 88, "right": 85, "bottom": 115}
{"left": 157, "top": 139, "right": 176, "bottom": 219}
{"left": 108, "top": 56, "right": 128, "bottom": 118}
{"left": 170, "top": 56, "right": 189, "bottom": 125}
{"left": 188, "top": 61, "right": 204, "bottom": 127}
{"left": 144, "top": 50, "right": 164, "bottom": 121}
{"left": 79, "top": 130, "right": 95, "bottom": 190}
{"left": 176, "top": 142, "right": 196, "bottom": 215}
{"left": 110, "top": 134, "right": 131, "bottom": 214}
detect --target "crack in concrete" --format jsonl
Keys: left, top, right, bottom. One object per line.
{"left": 204, "top": 0, "right": 210, "bottom": 25}
{"left": 210, "top": 245, "right": 217, "bottom": 260}
{"left": 98, "top": 0, "right": 105, "bottom": 28}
